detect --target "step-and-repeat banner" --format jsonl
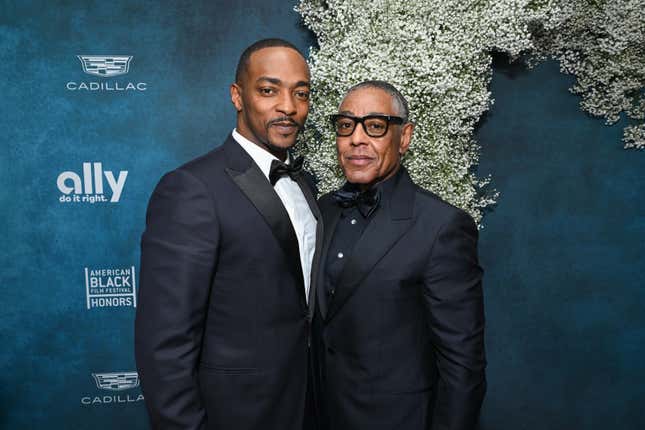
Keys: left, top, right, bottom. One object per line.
{"left": 3, "top": 1, "right": 645, "bottom": 429}
{"left": 1, "top": 1, "right": 313, "bottom": 428}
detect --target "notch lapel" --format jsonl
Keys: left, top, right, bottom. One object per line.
{"left": 325, "top": 169, "right": 417, "bottom": 322}
{"left": 223, "top": 138, "right": 305, "bottom": 302}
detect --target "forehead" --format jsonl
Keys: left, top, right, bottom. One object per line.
{"left": 245, "top": 47, "right": 309, "bottom": 82}
{"left": 339, "top": 87, "right": 395, "bottom": 115}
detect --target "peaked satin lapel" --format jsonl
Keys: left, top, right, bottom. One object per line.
{"left": 325, "top": 169, "right": 417, "bottom": 322}
{"left": 316, "top": 199, "right": 342, "bottom": 320}
{"left": 294, "top": 174, "right": 324, "bottom": 319}
{"left": 223, "top": 137, "right": 305, "bottom": 301}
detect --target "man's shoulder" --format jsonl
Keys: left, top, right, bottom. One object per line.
{"left": 156, "top": 142, "right": 232, "bottom": 189}
{"left": 413, "top": 185, "right": 456, "bottom": 213}
{"left": 300, "top": 170, "right": 319, "bottom": 197}
{"left": 411, "top": 182, "right": 476, "bottom": 227}
{"left": 317, "top": 190, "right": 337, "bottom": 209}
{"left": 150, "top": 140, "right": 234, "bottom": 199}
{"left": 176, "top": 144, "right": 228, "bottom": 177}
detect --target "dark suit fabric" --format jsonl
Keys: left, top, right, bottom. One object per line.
{"left": 314, "top": 168, "right": 486, "bottom": 430}
{"left": 135, "top": 136, "right": 321, "bottom": 430}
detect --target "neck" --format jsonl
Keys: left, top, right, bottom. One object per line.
{"left": 272, "top": 149, "right": 289, "bottom": 162}
{"left": 257, "top": 141, "right": 287, "bottom": 162}
{"left": 356, "top": 164, "right": 401, "bottom": 191}
{"left": 236, "top": 127, "right": 288, "bottom": 161}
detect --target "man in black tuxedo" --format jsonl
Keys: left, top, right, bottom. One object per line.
{"left": 314, "top": 81, "right": 486, "bottom": 430}
{"left": 135, "top": 39, "right": 322, "bottom": 430}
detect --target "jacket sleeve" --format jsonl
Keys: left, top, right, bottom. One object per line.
{"left": 423, "top": 209, "right": 486, "bottom": 430}
{"left": 135, "top": 169, "right": 219, "bottom": 430}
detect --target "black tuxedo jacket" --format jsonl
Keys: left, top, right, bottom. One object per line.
{"left": 314, "top": 168, "right": 486, "bottom": 430}
{"left": 135, "top": 135, "right": 322, "bottom": 430}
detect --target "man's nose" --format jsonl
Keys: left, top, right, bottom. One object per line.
{"left": 277, "top": 92, "right": 297, "bottom": 116}
{"left": 350, "top": 121, "right": 369, "bottom": 146}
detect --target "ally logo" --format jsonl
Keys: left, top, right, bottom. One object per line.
{"left": 57, "top": 162, "right": 128, "bottom": 203}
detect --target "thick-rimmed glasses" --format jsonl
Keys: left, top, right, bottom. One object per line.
{"left": 330, "top": 114, "right": 405, "bottom": 138}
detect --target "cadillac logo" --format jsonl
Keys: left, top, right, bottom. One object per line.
{"left": 67, "top": 55, "right": 146, "bottom": 91}
{"left": 92, "top": 372, "right": 140, "bottom": 391}
{"left": 77, "top": 55, "right": 132, "bottom": 77}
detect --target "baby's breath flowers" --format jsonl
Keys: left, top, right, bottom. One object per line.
{"left": 530, "top": 0, "right": 645, "bottom": 149}
{"left": 295, "top": 0, "right": 645, "bottom": 223}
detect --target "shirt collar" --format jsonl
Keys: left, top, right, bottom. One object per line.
{"left": 232, "top": 128, "right": 290, "bottom": 180}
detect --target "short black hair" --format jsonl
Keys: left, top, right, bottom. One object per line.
{"left": 235, "top": 38, "right": 305, "bottom": 83}
{"left": 345, "top": 80, "right": 410, "bottom": 122}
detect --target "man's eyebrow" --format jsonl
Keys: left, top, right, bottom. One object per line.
{"left": 256, "top": 76, "right": 310, "bottom": 88}
{"left": 257, "top": 76, "right": 281, "bottom": 85}
{"left": 338, "top": 110, "right": 389, "bottom": 116}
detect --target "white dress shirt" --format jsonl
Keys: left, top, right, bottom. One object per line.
{"left": 232, "top": 129, "right": 317, "bottom": 303}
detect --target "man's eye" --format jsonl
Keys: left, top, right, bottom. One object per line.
{"left": 259, "top": 88, "right": 276, "bottom": 95}
{"left": 367, "top": 121, "right": 385, "bottom": 130}
{"left": 295, "top": 90, "right": 310, "bottom": 100}
{"left": 338, "top": 120, "right": 353, "bottom": 128}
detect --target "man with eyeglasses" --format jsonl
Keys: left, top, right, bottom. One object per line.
{"left": 312, "top": 80, "right": 486, "bottom": 430}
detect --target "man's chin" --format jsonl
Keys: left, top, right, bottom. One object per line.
{"left": 267, "top": 133, "right": 298, "bottom": 150}
{"left": 343, "top": 170, "right": 377, "bottom": 187}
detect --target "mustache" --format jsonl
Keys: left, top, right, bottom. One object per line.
{"left": 344, "top": 150, "right": 375, "bottom": 158}
{"left": 268, "top": 116, "right": 302, "bottom": 128}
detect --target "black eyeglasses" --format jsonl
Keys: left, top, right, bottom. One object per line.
{"left": 330, "top": 114, "right": 405, "bottom": 138}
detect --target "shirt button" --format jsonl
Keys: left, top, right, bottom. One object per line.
{"left": 337, "top": 252, "right": 344, "bottom": 259}
{"left": 350, "top": 219, "right": 357, "bottom": 225}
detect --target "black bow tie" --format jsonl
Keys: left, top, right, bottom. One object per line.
{"left": 269, "top": 156, "right": 304, "bottom": 186}
{"left": 331, "top": 185, "right": 381, "bottom": 218}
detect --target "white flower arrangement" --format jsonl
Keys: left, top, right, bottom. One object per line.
{"left": 296, "top": 0, "right": 644, "bottom": 222}
{"left": 529, "top": 0, "right": 645, "bottom": 149}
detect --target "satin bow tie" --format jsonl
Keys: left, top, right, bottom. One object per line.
{"left": 269, "top": 156, "right": 304, "bottom": 186}
{"left": 331, "top": 185, "right": 381, "bottom": 218}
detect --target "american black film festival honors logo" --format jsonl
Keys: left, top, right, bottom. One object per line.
{"left": 81, "top": 372, "right": 144, "bottom": 405}
{"left": 58, "top": 162, "right": 128, "bottom": 203}
{"left": 85, "top": 266, "right": 137, "bottom": 309}
{"left": 66, "top": 55, "right": 147, "bottom": 91}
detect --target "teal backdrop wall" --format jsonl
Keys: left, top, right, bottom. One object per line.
{"left": 1, "top": 1, "right": 644, "bottom": 429}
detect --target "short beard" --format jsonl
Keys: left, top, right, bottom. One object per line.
{"left": 261, "top": 119, "right": 303, "bottom": 155}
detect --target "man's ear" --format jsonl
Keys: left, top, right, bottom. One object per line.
{"left": 399, "top": 122, "right": 414, "bottom": 155}
{"left": 230, "top": 83, "right": 243, "bottom": 112}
